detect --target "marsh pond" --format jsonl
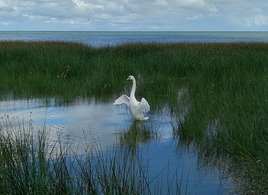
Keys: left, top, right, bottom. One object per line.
{"left": 0, "top": 98, "right": 235, "bottom": 194}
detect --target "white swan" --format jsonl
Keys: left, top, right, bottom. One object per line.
{"left": 114, "top": 75, "right": 150, "bottom": 121}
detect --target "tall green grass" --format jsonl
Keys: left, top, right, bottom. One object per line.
{"left": 172, "top": 43, "right": 268, "bottom": 194}
{"left": 0, "top": 41, "right": 186, "bottom": 104}
{"left": 1, "top": 41, "right": 268, "bottom": 193}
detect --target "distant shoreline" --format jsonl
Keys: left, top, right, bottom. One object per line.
{"left": 1, "top": 31, "right": 268, "bottom": 47}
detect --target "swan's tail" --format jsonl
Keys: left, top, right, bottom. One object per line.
{"left": 143, "top": 117, "right": 149, "bottom": 121}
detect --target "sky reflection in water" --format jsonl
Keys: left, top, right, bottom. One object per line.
{"left": 0, "top": 98, "right": 233, "bottom": 194}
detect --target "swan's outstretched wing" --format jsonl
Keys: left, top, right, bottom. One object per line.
{"left": 114, "top": 95, "right": 130, "bottom": 106}
{"left": 138, "top": 98, "right": 150, "bottom": 113}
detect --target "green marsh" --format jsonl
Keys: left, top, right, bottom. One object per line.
{"left": 0, "top": 41, "right": 268, "bottom": 194}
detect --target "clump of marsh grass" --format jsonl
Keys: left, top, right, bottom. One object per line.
{"left": 0, "top": 115, "right": 52, "bottom": 194}
{"left": 173, "top": 43, "right": 268, "bottom": 194}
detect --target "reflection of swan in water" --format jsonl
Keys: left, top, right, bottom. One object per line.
{"left": 119, "top": 121, "right": 152, "bottom": 148}
{"left": 114, "top": 75, "right": 150, "bottom": 121}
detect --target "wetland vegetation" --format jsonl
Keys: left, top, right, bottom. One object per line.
{"left": 0, "top": 41, "right": 268, "bottom": 194}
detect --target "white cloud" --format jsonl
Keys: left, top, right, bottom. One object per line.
{"left": 0, "top": 1, "right": 8, "bottom": 8}
{"left": 0, "top": 22, "right": 9, "bottom": 25}
{"left": 248, "top": 14, "right": 268, "bottom": 26}
{"left": 253, "top": 7, "right": 262, "bottom": 13}
{"left": 231, "top": 14, "right": 268, "bottom": 27}
{"left": 208, "top": 5, "right": 218, "bottom": 13}
{"left": 176, "top": 0, "right": 206, "bottom": 8}
{"left": 72, "top": 0, "right": 103, "bottom": 10}
{"left": 186, "top": 13, "right": 204, "bottom": 20}
{"left": 229, "top": 1, "right": 268, "bottom": 28}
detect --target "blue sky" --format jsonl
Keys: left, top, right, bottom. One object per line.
{"left": 0, "top": 0, "right": 268, "bottom": 31}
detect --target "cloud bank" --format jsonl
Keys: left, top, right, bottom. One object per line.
{"left": 0, "top": 0, "right": 267, "bottom": 30}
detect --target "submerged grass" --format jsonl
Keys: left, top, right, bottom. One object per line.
{"left": 118, "top": 121, "right": 158, "bottom": 157}
{"left": 1, "top": 40, "right": 268, "bottom": 193}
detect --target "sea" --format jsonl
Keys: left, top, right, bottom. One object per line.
{"left": 0, "top": 31, "right": 268, "bottom": 47}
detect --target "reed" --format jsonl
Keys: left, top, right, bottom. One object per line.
{"left": 173, "top": 43, "right": 268, "bottom": 193}
{"left": 1, "top": 41, "right": 268, "bottom": 193}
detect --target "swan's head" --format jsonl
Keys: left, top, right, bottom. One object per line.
{"left": 126, "top": 75, "right": 135, "bottom": 81}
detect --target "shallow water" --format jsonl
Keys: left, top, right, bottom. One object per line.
{"left": 0, "top": 98, "right": 234, "bottom": 194}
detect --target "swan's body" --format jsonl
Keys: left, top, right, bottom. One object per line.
{"left": 114, "top": 75, "right": 150, "bottom": 121}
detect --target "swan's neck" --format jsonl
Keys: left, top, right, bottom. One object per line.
{"left": 130, "top": 78, "right": 136, "bottom": 99}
